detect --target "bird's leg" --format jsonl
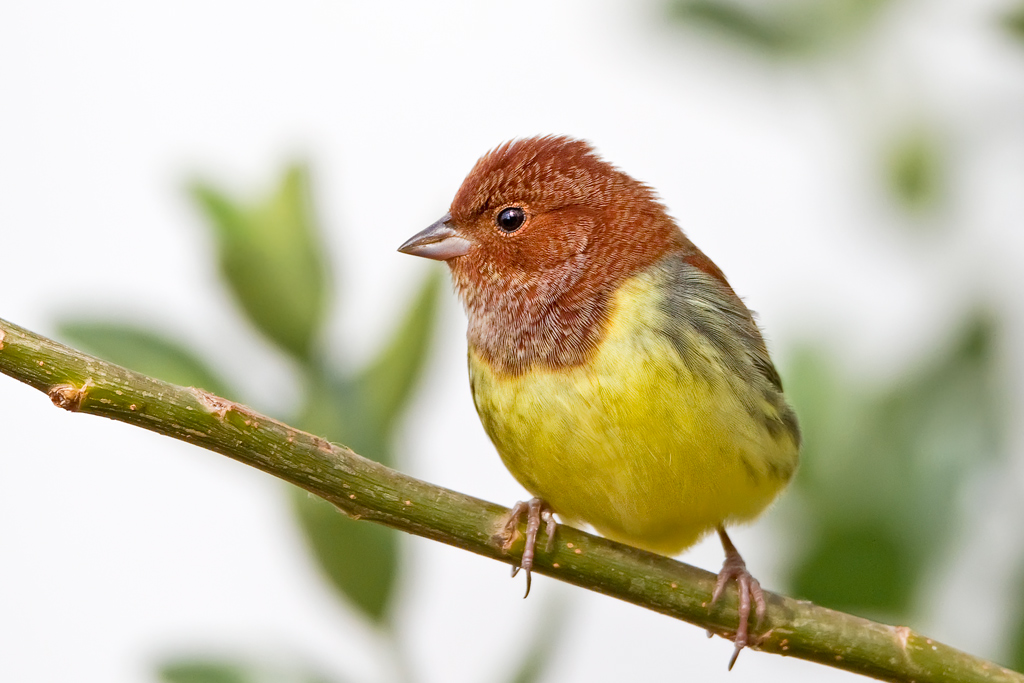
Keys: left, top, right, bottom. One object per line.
{"left": 501, "top": 497, "right": 557, "bottom": 598}
{"left": 710, "top": 527, "right": 767, "bottom": 670}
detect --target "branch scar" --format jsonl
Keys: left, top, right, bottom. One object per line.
{"left": 192, "top": 387, "right": 234, "bottom": 418}
{"left": 49, "top": 380, "right": 93, "bottom": 412}
{"left": 894, "top": 625, "right": 911, "bottom": 652}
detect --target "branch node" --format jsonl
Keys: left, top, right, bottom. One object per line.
{"left": 0, "top": 328, "right": 6, "bottom": 350}
{"left": 192, "top": 387, "right": 234, "bottom": 418}
{"left": 895, "top": 625, "right": 912, "bottom": 652}
{"left": 48, "top": 380, "right": 91, "bottom": 412}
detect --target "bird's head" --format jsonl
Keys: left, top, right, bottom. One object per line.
{"left": 399, "top": 136, "right": 684, "bottom": 300}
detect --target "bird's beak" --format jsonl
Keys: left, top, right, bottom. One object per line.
{"left": 398, "top": 212, "right": 473, "bottom": 261}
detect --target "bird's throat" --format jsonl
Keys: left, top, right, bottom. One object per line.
{"left": 456, "top": 257, "right": 613, "bottom": 376}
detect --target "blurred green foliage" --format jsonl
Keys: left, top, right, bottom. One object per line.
{"left": 62, "top": 166, "right": 435, "bottom": 631}
{"left": 290, "top": 487, "right": 398, "bottom": 621}
{"left": 288, "top": 277, "right": 441, "bottom": 622}
{"left": 1012, "top": 567, "right": 1024, "bottom": 671}
{"left": 667, "top": 0, "right": 955, "bottom": 224}
{"left": 191, "top": 166, "right": 329, "bottom": 362}
{"left": 783, "top": 315, "right": 1003, "bottom": 617}
{"left": 885, "top": 125, "right": 944, "bottom": 215}
{"left": 62, "top": 163, "right": 562, "bottom": 683}
{"left": 57, "top": 322, "right": 233, "bottom": 399}
{"left": 666, "top": 0, "right": 891, "bottom": 57}
{"left": 1004, "top": 3, "right": 1024, "bottom": 41}
{"left": 159, "top": 659, "right": 339, "bottom": 683}
{"left": 666, "top": 1, "right": 1024, "bottom": 665}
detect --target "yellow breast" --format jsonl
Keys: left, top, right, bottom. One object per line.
{"left": 469, "top": 266, "right": 799, "bottom": 555}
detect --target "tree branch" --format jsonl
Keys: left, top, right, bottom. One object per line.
{"left": 0, "top": 316, "right": 1018, "bottom": 683}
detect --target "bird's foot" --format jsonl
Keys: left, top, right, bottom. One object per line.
{"left": 501, "top": 498, "right": 557, "bottom": 598}
{"left": 710, "top": 528, "right": 767, "bottom": 670}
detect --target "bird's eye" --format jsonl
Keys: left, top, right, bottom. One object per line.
{"left": 496, "top": 207, "right": 526, "bottom": 233}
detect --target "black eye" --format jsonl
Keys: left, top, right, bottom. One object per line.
{"left": 496, "top": 207, "right": 526, "bottom": 233}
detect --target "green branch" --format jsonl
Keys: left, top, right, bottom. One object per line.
{"left": 0, "top": 316, "right": 1018, "bottom": 683}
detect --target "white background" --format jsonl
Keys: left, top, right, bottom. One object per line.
{"left": 2, "top": 1, "right": 1024, "bottom": 681}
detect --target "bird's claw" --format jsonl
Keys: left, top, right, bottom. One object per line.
{"left": 710, "top": 529, "right": 767, "bottom": 670}
{"left": 502, "top": 498, "right": 557, "bottom": 598}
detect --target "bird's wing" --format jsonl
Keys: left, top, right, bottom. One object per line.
{"left": 650, "top": 253, "right": 799, "bottom": 446}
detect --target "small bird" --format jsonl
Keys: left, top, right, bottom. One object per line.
{"left": 399, "top": 136, "right": 800, "bottom": 666}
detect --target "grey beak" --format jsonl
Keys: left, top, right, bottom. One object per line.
{"left": 398, "top": 213, "right": 473, "bottom": 261}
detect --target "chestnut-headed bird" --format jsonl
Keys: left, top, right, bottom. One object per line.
{"left": 399, "top": 136, "right": 800, "bottom": 665}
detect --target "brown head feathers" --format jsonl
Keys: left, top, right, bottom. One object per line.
{"left": 443, "top": 135, "right": 730, "bottom": 375}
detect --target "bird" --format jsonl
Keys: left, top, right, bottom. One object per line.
{"left": 398, "top": 136, "right": 800, "bottom": 666}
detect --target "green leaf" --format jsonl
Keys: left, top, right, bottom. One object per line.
{"left": 298, "top": 372, "right": 389, "bottom": 464}
{"left": 1011, "top": 567, "right": 1024, "bottom": 672}
{"left": 666, "top": 0, "right": 891, "bottom": 57}
{"left": 283, "top": 272, "right": 442, "bottom": 626}
{"left": 668, "top": 0, "right": 802, "bottom": 53}
{"left": 158, "top": 658, "right": 340, "bottom": 683}
{"left": 290, "top": 487, "right": 398, "bottom": 624}
{"left": 783, "top": 312, "right": 1004, "bottom": 617}
{"left": 1003, "top": 3, "right": 1024, "bottom": 41}
{"left": 885, "top": 125, "right": 943, "bottom": 214}
{"left": 160, "top": 661, "right": 249, "bottom": 683}
{"left": 290, "top": 373, "right": 399, "bottom": 624}
{"left": 790, "top": 523, "right": 914, "bottom": 615}
{"left": 355, "top": 269, "right": 443, "bottom": 433}
{"left": 58, "top": 321, "right": 233, "bottom": 398}
{"left": 191, "top": 165, "right": 330, "bottom": 363}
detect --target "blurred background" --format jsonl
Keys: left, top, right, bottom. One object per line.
{"left": 2, "top": 1, "right": 1023, "bottom": 681}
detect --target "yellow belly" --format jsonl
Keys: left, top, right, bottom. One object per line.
{"left": 468, "top": 270, "right": 799, "bottom": 555}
